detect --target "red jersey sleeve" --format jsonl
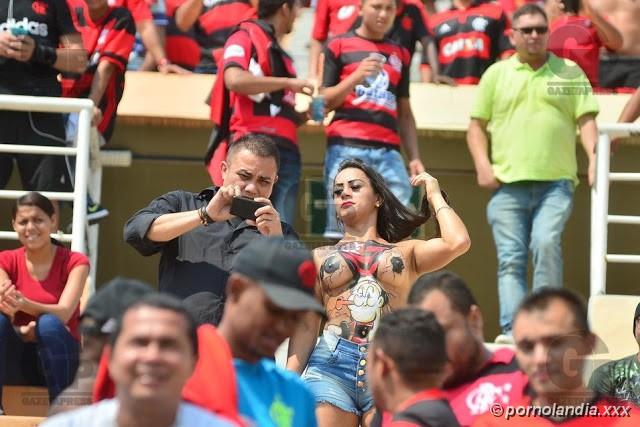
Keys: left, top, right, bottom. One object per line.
{"left": 100, "top": 11, "right": 136, "bottom": 72}
{"left": 165, "top": 0, "right": 187, "bottom": 18}
{"left": 124, "top": 0, "right": 152, "bottom": 23}
{"left": 0, "top": 249, "right": 17, "bottom": 278}
{"left": 222, "top": 30, "right": 254, "bottom": 71}
{"left": 312, "top": 0, "right": 330, "bottom": 41}
{"left": 66, "top": 250, "right": 90, "bottom": 273}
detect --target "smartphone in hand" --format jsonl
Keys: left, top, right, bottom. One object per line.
{"left": 230, "top": 196, "right": 267, "bottom": 221}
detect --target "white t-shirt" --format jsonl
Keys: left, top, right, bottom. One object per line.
{"left": 41, "top": 399, "right": 236, "bottom": 427}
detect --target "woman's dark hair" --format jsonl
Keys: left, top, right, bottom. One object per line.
{"left": 334, "top": 159, "right": 446, "bottom": 243}
{"left": 259, "top": 0, "right": 296, "bottom": 19}
{"left": 12, "top": 192, "right": 55, "bottom": 219}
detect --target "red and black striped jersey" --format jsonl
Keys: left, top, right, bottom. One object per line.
{"left": 61, "top": 6, "right": 135, "bottom": 142}
{"left": 444, "top": 348, "right": 528, "bottom": 426}
{"left": 312, "top": 0, "right": 360, "bottom": 42}
{"left": 221, "top": 19, "right": 300, "bottom": 148}
{"left": 426, "top": 0, "right": 512, "bottom": 84}
{"left": 108, "top": 0, "right": 151, "bottom": 23}
{"left": 323, "top": 31, "right": 411, "bottom": 149}
{"left": 165, "top": 0, "right": 256, "bottom": 71}
{"left": 388, "top": 0, "right": 431, "bottom": 58}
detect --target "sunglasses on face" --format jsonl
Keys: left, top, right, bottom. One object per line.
{"left": 514, "top": 26, "right": 549, "bottom": 35}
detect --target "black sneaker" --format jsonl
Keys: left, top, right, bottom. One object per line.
{"left": 87, "top": 201, "right": 109, "bottom": 224}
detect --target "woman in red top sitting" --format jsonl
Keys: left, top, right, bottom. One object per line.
{"left": 0, "top": 192, "right": 89, "bottom": 410}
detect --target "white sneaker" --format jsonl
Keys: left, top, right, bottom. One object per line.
{"left": 494, "top": 334, "right": 514, "bottom": 345}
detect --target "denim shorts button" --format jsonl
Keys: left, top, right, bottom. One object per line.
{"left": 360, "top": 346, "right": 367, "bottom": 353}
{"left": 358, "top": 369, "right": 365, "bottom": 376}
{"left": 357, "top": 381, "right": 365, "bottom": 388}
{"left": 360, "top": 359, "right": 366, "bottom": 366}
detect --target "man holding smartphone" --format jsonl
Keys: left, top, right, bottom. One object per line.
{"left": 124, "top": 134, "right": 299, "bottom": 300}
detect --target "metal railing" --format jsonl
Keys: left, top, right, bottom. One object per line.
{"left": 590, "top": 123, "right": 640, "bottom": 296}
{"left": 0, "top": 95, "right": 93, "bottom": 252}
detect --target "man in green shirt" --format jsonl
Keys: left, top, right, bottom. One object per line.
{"left": 466, "top": 3, "right": 599, "bottom": 337}
{"left": 589, "top": 303, "right": 640, "bottom": 406}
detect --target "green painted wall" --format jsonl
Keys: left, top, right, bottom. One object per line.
{"left": 1, "top": 124, "right": 638, "bottom": 339}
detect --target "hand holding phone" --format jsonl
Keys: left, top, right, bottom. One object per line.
{"left": 230, "top": 196, "right": 267, "bottom": 221}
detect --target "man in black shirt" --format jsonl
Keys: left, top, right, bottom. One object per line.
{"left": 0, "top": 0, "right": 86, "bottom": 192}
{"left": 124, "top": 134, "right": 299, "bottom": 299}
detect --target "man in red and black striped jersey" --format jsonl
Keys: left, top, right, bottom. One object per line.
{"left": 404, "top": 271, "right": 529, "bottom": 427}
{"left": 320, "top": 0, "right": 425, "bottom": 239}
{"left": 62, "top": 0, "right": 135, "bottom": 142}
{"left": 474, "top": 287, "right": 640, "bottom": 426}
{"left": 421, "top": 0, "right": 513, "bottom": 85}
{"left": 166, "top": 0, "right": 257, "bottom": 72}
{"left": 309, "top": 0, "right": 360, "bottom": 79}
{"left": 388, "top": 0, "right": 453, "bottom": 83}
{"left": 210, "top": 0, "right": 312, "bottom": 225}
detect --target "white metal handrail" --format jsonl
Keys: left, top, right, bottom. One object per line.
{"left": 0, "top": 95, "right": 93, "bottom": 254}
{"left": 590, "top": 123, "right": 640, "bottom": 297}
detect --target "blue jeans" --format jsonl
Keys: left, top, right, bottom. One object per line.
{"left": 270, "top": 146, "right": 301, "bottom": 226}
{"left": 487, "top": 180, "right": 574, "bottom": 333}
{"left": 324, "top": 145, "right": 412, "bottom": 237}
{"left": 0, "top": 314, "right": 79, "bottom": 404}
{"left": 303, "top": 331, "right": 374, "bottom": 415}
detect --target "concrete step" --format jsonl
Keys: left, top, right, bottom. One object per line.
{"left": 2, "top": 386, "right": 48, "bottom": 417}
{"left": 0, "top": 416, "right": 44, "bottom": 427}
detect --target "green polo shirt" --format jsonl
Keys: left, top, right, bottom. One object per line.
{"left": 471, "top": 53, "right": 599, "bottom": 185}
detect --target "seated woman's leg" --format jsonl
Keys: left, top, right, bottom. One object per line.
{"left": 35, "top": 314, "right": 79, "bottom": 402}
{"left": 0, "top": 314, "right": 25, "bottom": 410}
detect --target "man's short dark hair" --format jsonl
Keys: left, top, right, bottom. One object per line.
{"left": 516, "top": 287, "right": 590, "bottom": 335}
{"left": 227, "top": 134, "right": 280, "bottom": 170}
{"left": 374, "top": 308, "right": 447, "bottom": 386}
{"left": 110, "top": 293, "right": 199, "bottom": 356}
{"left": 408, "top": 271, "right": 477, "bottom": 315}
{"left": 258, "top": 0, "right": 295, "bottom": 19}
{"left": 513, "top": 3, "right": 548, "bottom": 24}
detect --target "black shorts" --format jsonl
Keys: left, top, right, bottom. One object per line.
{"left": 599, "top": 57, "right": 640, "bottom": 90}
{"left": 0, "top": 110, "right": 72, "bottom": 192}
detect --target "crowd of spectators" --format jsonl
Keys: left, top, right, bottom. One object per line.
{"left": 1, "top": 0, "right": 639, "bottom": 425}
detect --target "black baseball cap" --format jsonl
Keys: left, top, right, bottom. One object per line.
{"left": 232, "top": 238, "right": 325, "bottom": 316}
{"left": 80, "top": 277, "right": 154, "bottom": 335}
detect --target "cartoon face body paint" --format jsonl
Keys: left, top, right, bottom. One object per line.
{"left": 318, "top": 240, "right": 408, "bottom": 342}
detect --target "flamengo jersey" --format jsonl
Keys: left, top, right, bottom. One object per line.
{"left": 312, "top": 0, "right": 360, "bottom": 42}
{"left": 444, "top": 348, "right": 528, "bottom": 426}
{"left": 428, "top": 0, "right": 512, "bottom": 84}
{"left": 165, "top": 0, "right": 256, "bottom": 71}
{"left": 222, "top": 19, "right": 300, "bottom": 148}
{"left": 61, "top": 6, "right": 135, "bottom": 141}
{"left": 388, "top": 0, "right": 430, "bottom": 58}
{"left": 0, "top": 0, "right": 77, "bottom": 96}
{"left": 323, "top": 31, "right": 410, "bottom": 149}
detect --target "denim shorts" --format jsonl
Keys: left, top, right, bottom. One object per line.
{"left": 303, "top": 331, "right": 374, "bottom": 415}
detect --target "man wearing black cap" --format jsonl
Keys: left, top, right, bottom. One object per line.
{"left": 589, "top": 302, "right": 640, "bottom": 406}
{"left": 215, "top": 237, "right": 322, "bottom": 427}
